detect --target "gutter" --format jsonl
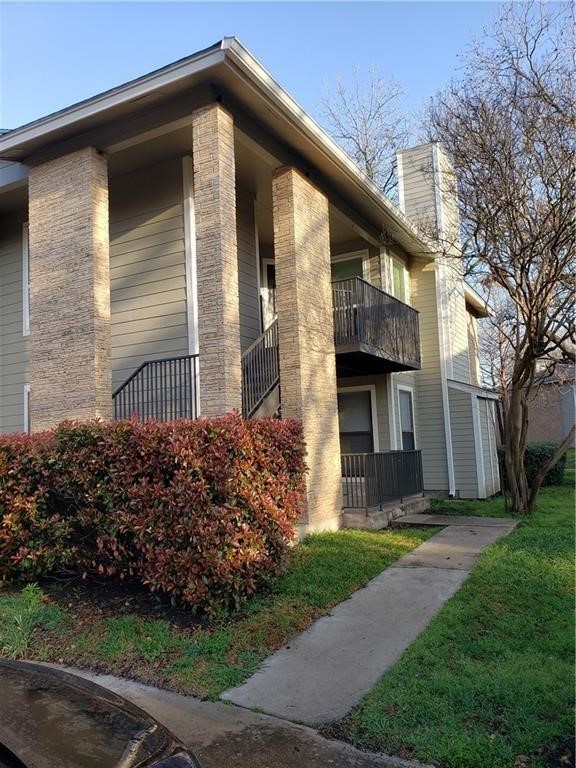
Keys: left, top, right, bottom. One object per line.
{"left": 222, "top": 38, "right": 434, "bottom": 257}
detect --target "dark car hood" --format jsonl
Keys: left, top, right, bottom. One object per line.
{"left": 0, "top": 661, "right": 177, "bottom": 768}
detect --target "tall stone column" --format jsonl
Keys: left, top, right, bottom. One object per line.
{"left": 272, "top": 167, "right": 343, "bottom": 530}
{"left": 28, "top": 146, "right": 111, "bottom": 431}
{"left": 192, "top": 103, "right": 242, "bottom": 415}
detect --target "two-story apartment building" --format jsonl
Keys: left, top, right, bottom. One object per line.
{"left": 0, "top": 38, "right": 500, "bottom": 533}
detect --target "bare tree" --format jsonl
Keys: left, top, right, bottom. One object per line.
{"left": 321, "top": 67, "right": 411, "bottom": 198}
{"left": 424, "top": 1, "right": 575, "bottom": 514}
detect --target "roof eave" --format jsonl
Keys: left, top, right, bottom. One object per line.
{"left": 0, "top": 36, "right": 436, "bottom": 258}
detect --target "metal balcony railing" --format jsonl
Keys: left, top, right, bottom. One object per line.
{"left": 341, "top": 450, "right": 424, "bottom": 511}
{"left": 113, "top": 354, "right": 199, "bottom": 421}
{"left": 332, "top": 277, "right": 421, "bottom": 369}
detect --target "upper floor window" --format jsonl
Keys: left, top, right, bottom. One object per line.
{"left": 22, "top": 223, "right": 30, "bottom": 337}
{"left": 331, "top": 255, "right": 365, "bottom": 282}
{"left": 391, "top": 258, "right": 407, "bottom": 303}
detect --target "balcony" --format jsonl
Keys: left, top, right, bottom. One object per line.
{"left": 332, "top": 277, "right": 421, "bottom": 376}
{"left": 341, "top": 450, "right": 424, "bottom": 511}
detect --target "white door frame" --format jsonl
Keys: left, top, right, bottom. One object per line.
{"left": 337, "top": 384, "right": 380, "bottom": 452}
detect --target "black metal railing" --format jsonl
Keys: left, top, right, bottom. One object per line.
{"left": 113, "top": 354, "right": 199, "bottom": 421}
{"left": 341, "top": 450, "right": 424, "bottom": 511}
{"left": 332, "top": 277, "right": 421, "bottom": 369}
{"left": 241, "top": 319, "right": 280, "bottom": 418}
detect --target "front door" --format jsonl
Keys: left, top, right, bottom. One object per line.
{"left": 337, "top": 390, "right": 375, "bottom": 454}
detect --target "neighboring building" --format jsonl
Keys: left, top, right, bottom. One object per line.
{"left": 0, "top": 39, "right": 500, "bottom": 533}
{"left": 527, "top": 365, "right": 576, "bottom": 447}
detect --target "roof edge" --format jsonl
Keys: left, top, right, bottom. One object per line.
{"left": 0, "top": 41, "right": 225, "bottom": 157}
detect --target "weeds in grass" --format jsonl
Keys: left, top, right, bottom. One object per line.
{"left": 0, "top": 584, "right": 63, "bottom": 658}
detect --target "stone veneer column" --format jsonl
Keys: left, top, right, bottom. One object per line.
{"left": 192, "top": 103, "right": 242, "bottom": 415}
{"left": 28, "top": 146, "right": 111, "bottom": 431}
{"left": 272, "top": 167, "right": 343, "bottom": 530}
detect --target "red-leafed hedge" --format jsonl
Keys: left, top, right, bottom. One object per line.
{"left": 0, "top": 416, "right": 306, "bottom": 613}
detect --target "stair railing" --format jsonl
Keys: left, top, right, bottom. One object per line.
{"left": 241, "top": 319, "right": 280, "bottom": 418}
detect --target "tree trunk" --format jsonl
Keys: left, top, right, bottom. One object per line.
{"left": 504, "top": 382, "right": 530, "bottom": 514}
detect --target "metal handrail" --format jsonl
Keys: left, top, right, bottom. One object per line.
{"left": 332, "top": 277, "right": 421, "bottom": 369}
{"left": 341, "top": 450, "right": 424, "bottom": 511}
{"left": 241, "top": 319, "right": 280, "bottom": 418}
{"left": 113, "top": 354, "right": 199, "bottom": 421}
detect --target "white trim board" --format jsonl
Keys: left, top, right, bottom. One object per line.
{"left": 182, "top": 155, "right": 200, "bottom": 415}
{"left": 447, "top": 379, "right": 501, "bottom": 400}
{"left": 387, "top": 374, "right": 399, "bottom": 450}
{"left": 471, "top": 392, "right": 487, "bottom": 498}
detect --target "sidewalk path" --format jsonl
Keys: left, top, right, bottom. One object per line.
{"left": 46, "top": 666, "right": 435, "bottom": 768}
{"left": 222, "top": 515, "right": 518, "bottom": 726}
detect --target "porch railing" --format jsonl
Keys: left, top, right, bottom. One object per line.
{"left": 241, "top": 319, "right": 280, "bottom": 418}
{"left": 113, "top": 354, "right": 199, "bottom": 421}
{"left": 341, "top": 450, "right": 424, "bottom": 511}
{"left": 332, "top": 277, "right": 421, "bottom": 369}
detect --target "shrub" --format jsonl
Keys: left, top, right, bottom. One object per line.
{"left": 498, "top": 441, "right": 567, "bottom": 488}
{"left": 0, "top": 416, "right": 306, "bottom": 613}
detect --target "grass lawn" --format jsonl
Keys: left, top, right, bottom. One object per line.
{"left": 0, "top": 526, "right": 436, "bottom": 699}
{"left": 328, "top": 457, "right": 575, "bottom": 768}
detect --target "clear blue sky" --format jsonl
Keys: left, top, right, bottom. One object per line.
{"left": 0, "top": 2, "right": 502, "bottom": 131}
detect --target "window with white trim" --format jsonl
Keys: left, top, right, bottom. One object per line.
{"left": 391, "top": 258, "right": 407, "bottom": 303}
{"left": 22, "top": 223, "right": 30, "bottom": 336}
{"left": 398, "top": 388, "right": 416, "bottom": 450}
{"left": 23, "top": 384, "right": 30, "bottom": 434}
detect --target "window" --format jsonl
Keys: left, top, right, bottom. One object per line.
{"left": 331, "top": 256, "right": 365, "bottom": 282}
{"left": 23, "top": 384, "right": 30, "bottom": 434}
{"left": 337, "top": 389, "right": 376, "bottom": 454}
{"left": 22, "top": 223, "right": 30, "bottom": 336}
{"left": 391, "top": 258, "right": 407, "bottom": 303}
{"left": 398, "top": 388, "right": 415, "bottom": 450}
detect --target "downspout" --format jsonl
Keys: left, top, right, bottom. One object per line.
{"left": 432, "top": 144, "right": 456, "bottom": 497}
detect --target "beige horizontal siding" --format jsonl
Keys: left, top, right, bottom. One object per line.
{"left": 0, "top": 210, "right": 29, "bottom": 433}
{"left": 236, "top": 190, "right": 261, "bottom": 351}
{"left": 109, "top": 159, "right": 189, "bottom": 391}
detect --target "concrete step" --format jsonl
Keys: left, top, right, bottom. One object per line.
{"left": 342, "top": 495, "right": 430, "bottom": 530}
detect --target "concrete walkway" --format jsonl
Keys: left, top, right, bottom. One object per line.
{"left": 222, "top": 515, "right": 518, "bottom": 725}
{"left": 51, "top": 667, "right": 434, "bottom": 768}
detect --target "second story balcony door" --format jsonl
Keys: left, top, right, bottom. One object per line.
{"left": 260, "top": 259, "right": 277, "bottom": 330}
